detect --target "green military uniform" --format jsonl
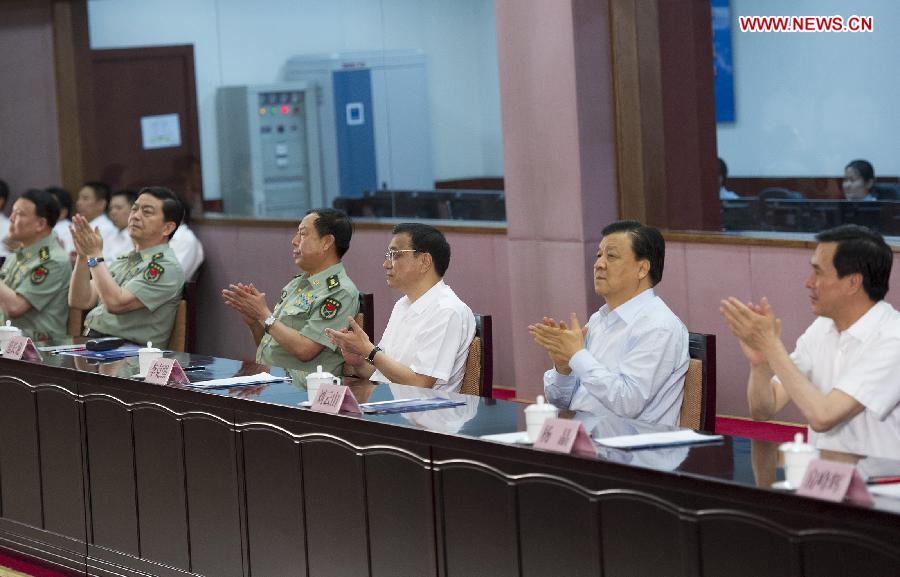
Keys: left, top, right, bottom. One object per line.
{"left": 0, "top": 234, "right": 72, "bottom": 343}
{"left": 84, "top": 243, "right": 184, "bottom": 349}
{"left": 256, "top": 261, "right": 360, "bottom": 375}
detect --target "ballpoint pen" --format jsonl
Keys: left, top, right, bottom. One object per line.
{"left": 866, "top": 476, "right": 900, "bottom": 485}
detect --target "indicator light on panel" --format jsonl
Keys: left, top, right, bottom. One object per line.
{"left": 259, "top": 107, "right": 267, "bottom": 115}
{"left": 281, "top": 105, "right": 290, "bottom": 115}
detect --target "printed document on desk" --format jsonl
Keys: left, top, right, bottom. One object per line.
{"left": 59, "top": 344, "right": 141, "bottom": 361}
{"left": 187, "top": 372, "right": 290, "bottom": 389}
{"left": 595, "top": 429, "right": 723, "bottom": 450}
{"left": 360, "top": 397, "right": 466, "bottom": 414}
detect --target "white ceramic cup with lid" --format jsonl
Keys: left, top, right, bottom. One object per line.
{"left": 306, "top": 365, "right": 340, "bottom": 402}
{"left": 524, "top": 395, "right": 559, "bottom": 442}
{"left": 0, "top": 320, "right": 23, "bottom": 354}
{"left": 138, "top": 341, "right": 163, "bottom": 375}
{"left": 779, "top": 432, "right": 819, "bottom": 488}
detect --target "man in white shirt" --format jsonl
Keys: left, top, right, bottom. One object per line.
{"left": 326, "top": 223, "right": 475, "bottom": 393}
{"left": 0, "top": 179, "right": 10, "bottom": 257}
{"left": 530, "top": 220, "right": 689, "bottom": 425}
{"left": 105, "top": 190, "right": 137, "bottom": 259}
{"left": 46, "top": 187, "right": 75, "bottom": 256}
{"left": 75, "top": 182, "right": 117, "bottom": 257}
{"left": 722, "top": 224, "right": 900, "bottom": 460}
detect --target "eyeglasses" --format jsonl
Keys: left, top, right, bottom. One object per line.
{"left": 384, "top": 249, "right": 418, "bottom": 262}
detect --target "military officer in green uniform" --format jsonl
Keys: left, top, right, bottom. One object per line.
{"left": 68, "top": 187, "right": 185, "bottom": 349}
{"left": 0, "top": 189, "right": 72, "bottom": 343}
{"left": 223, "top": 208, "right": 360, "bottom": 374}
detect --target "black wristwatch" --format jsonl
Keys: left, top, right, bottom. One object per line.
{"left": 366, "top": 346, "right": 382, "bottom": 365}
{"left": 86, "top": 256, "right": 105, "bottom": 268}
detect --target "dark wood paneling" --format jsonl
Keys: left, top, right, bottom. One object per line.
{"left": 302, "top": 439, "right": 370, "bottom": 577}
{"left": 83, "top": 397, "right": 140, "bottom": 556}
{"left": 240, "top": 427, "right": 307, "bottom": 577}
{"left": 600, "top": 498, "right": 683, "bottom": 577}
{"left": 437, "top": 465, "right": 520, "bottom": 577}
{"left": 132, "top": 407, "right": 190, "bottom": 571}
{"left": 35, "top": 387, "right": 86, "bottom": 542}
{"left": 182, "top": 418, "right": 243, "bottom": 577}
{"left": 698, "top": 517, "right": 795, "bottom": 577}
{"left": 518, "top": 483, "right": 600, "bottom": 577}
{"left": 365, "top": 451, "right": 435, "bottom": 577}
{"left": 0, "top": 379, "right": 43, "bottom": 527}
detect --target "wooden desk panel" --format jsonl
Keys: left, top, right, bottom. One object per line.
{"left": 1, "top": 356, "right": 899, "bottom": 577}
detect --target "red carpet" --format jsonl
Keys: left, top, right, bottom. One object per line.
{"left": 0, "top": 552, "right": 70, "bottom": 577}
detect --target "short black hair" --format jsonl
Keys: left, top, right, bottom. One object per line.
{"left": 83, "top": 181, "right": 111, "bottom": 205}
{"left": 0, "top": 179, "right": 9, "bottom": 201}
{"left": 392, "top": 223, "right": 451, "bottom": 277}
{"left": 845, "top": 159, "right": 874, "bottom": 182}
{"left": 601, "top": 220, "right": 666, "bottom": 286}
{"left": 718, "top": 157, "right": 728, "bottom": 181}
{"left": 45, "top": 186, "right": 73, "bottom": 217}
{"left": 815, "top": 224, "right": 891, "bottom": 302}
{"left": 111, "top": 189, "right": 139, "bottom": 205}
{"left": 138, "top": 186, "right": 184, "bottom": 240}
{"left": 22, "top": 188, "right": 61, "bottom": 229}
{"left": 306, "top": 208, "right": 353, "bottom": 258}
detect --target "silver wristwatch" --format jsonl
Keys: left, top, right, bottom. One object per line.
{"left": 263, "top": 315, "right": 277, "bottom": 333}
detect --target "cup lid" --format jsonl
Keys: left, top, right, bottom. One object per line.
{"left": 525, "top": 395, "right": 558, "bottom": 413}
{"left": 139, "top": 341, "right": 161, "bottom": 352}
{"left": 779, "top": 432, "right": 817, "bottom": 453}
{"left": 0, "top": 320, "right": 20, "bottom": 333}
{"left": 307, "top": 365, "right": 334, "bottom": 380}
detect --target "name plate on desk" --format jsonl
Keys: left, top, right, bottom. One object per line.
{"left": 2, "top": 336, "right": 42, "bottom": 361}
{"left": 797, "top": 459, "right": 873, "bottom": 506}
{"left": 145, "top": 358, "right": 190, "bottom": 386}
{"left": 533, "top": 418, "right": 596, "bottom": 457}
{"left": 310, "top": 383, "right": 362, "bottom": 414}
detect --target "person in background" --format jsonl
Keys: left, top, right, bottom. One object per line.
{"left": 45, "top": 186, "right": 76, "bottom": 256}
{"left": 719, "top": 157, "right": 739, "bottom": 200}
{"left": 223, "top": 208, "right": 359, "bottom": 374}
{"left": 326, "top": 223, "right": 475, "bottom": 392}
{"left": 69, "top": 187, "right": 185, "bottom": 349}
{"left": 0, "top": 179, "right": 10, "bottom": 257}
{"left": 721, "top": 224, "right": 900, "bottom": 460}
{"left": 170, "top": 191, "right": 204, "bottom": 279}
{"left": 75, "top": 181, "right": 118, "bottom": 256}
{"left": 530, "top": 220, "right": 689, "bottom": 425}
{"left": 105, "top": 190, "right": 137, "bottom": 259}
{"left": 0, "top": 189, "right": 72, "bottom": 343}
{"left": 842, "top": 159, "right": 877, "bottom": 201}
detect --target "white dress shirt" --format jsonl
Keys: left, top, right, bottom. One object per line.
{"left": 90, "top": 214, "right": 119, "bottom": 260}
{"left": 784, "top": 300, "right": 900, "bottom": 460}
{"left": 170, "top": 225, "right": 205, "bottom": 279}
{"left": 543, "top": 288, "right": 689, "bottom": 426}
{"left": 53, "top": 219, "right": 75, "bottom": 255}
{"left": 105, "top": 227, "right": 133, "bottom": 260}
{"left": 0, "top": 214, "right": 9, "bottom": 257}
{"left": 371, "top": 280, "right": 476, "bottom": 393}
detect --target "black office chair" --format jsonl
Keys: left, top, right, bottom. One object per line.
{"left": 355, "top": 292, "right": 374, "bottom": 342}
{"left": 680, "top": 332, "right": 716, "bottom": 433}
{"left": 873, "top": 183, "right": 900, "bottom": 201}
{"left": 758, "top": 188, "right": 805, "bottom": 230}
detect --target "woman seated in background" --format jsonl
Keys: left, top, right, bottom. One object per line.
{"left": 843, "top": 159, "right": 876, "bottom": 201}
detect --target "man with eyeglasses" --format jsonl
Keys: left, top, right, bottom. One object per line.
{"left": 326, "top": 223, "right": 475, "bottom": 392}
{"left": 222, "top": 208, "right": 359, "bottom": 375}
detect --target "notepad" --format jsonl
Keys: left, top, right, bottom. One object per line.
{"left": 594, "top": 429, "right": 723, "bottom": 450}
{"left": 868, "top": 483, "right": 900, "bottom": 500}
{"left": 186, "top": 372, "right": 290, "bottom": 389}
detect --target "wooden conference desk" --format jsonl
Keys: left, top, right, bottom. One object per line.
{"left": 1, "top": 352, "right": 899, "bottom": 577}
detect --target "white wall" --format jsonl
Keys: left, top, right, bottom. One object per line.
{"left": 87, "top": 0, "right": 503, "bottom": 199}
{"left": 717, "top": 0, "right": 900, "bottom": 177}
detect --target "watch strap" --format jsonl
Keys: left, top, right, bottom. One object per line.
{"left": 87, "top": 256, "right": 105, "bottom": 268}
{"left": 366, "top": 345, "right": 382, "bottom": 365}
{"left": 263, "top": 315, "right": 277, "bottom": 333}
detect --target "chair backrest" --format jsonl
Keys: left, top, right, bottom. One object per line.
{"left": 460, "top": 314, "right": 493, "bottom": 398}
{"left": 355, "top": 292, "right": 374, "bottom": 341}
{"left": 168, "top": 300, "right": 188, "bottom": 352}
{"left": 873, "top": 183, "right": 900, "bottom": 200}
{"left": 679, "top": 332, "right": 716, "bottom": 433}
